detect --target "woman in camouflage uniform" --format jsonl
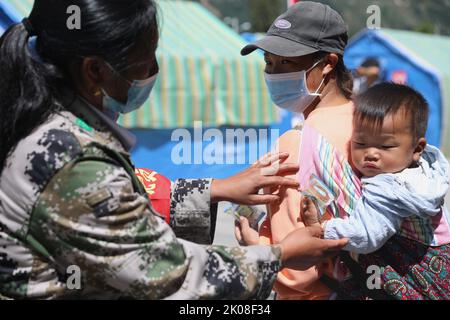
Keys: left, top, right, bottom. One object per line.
{"left": 0, "top": 0, "right": 347, "bottom": 299}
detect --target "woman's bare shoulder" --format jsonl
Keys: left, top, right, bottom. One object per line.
{"left": 276, "top": 129, "right": 302, "bottom": 163}
{"left": 278, "top": 129, "right": 301, "bottom": 142}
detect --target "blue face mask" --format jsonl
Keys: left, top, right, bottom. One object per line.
{"left": 102, "top": 63, "right": 158, "bottom": 115}
{"left": 264, "top": 60, "right": 325, "bottom": 114}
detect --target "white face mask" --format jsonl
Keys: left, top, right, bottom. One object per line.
{"left": 264, "top": 60, "right": 326, "bottom": 114}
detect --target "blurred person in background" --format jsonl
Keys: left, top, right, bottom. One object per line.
{"left": 353, "top": 57, "right": 383, "bottom": 94}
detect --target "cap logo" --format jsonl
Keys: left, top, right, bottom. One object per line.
{"left": 275, "top": 19, "right": 291, "bottom": 29}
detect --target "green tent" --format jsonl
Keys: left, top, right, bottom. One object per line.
{"left": 1, "top": 0, "right": 277, "bottom": 129}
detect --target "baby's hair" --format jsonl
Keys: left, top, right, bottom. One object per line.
{"left": 354, "top": 83, "right": 429, "bottom": 141}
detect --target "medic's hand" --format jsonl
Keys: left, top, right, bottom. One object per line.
{"left": 211, "top": 152, "right": 299, "bottom": 205}
{"left": 278, "top": 226, "right": 348, "bottom": 271}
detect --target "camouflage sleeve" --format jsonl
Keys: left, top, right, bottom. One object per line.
{"left": 170, "top": 179, "right": 218, "bottom": 245}
{"left": 30, "top": 160, "right": 281, "bottom": 299}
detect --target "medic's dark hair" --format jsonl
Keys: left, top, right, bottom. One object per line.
{"left": 0, "top": 0, "right": 158, "bottom": 172}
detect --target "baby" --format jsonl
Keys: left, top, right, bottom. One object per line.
{"left": 302, "top": 83, "right": 450, "bottom": 299}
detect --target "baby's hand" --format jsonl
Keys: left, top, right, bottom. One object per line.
{"left": 301, "top": 197, "right": 321, "bottom": 227}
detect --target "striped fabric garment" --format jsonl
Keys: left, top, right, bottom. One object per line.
{"left": 399, "top": 206, "right": 450, "bottom": 246}
{"left": 298, "top": 124, "right": 362, "bottom": 281}
{"left": 298, "top": 123, "right": 362, "bottom": 222}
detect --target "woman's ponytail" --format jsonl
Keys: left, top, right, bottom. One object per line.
{"left": 0, "top": 22, "right": 62, "bottom": 172}
{"left": 335, "top": 55, "right": 354, "bottom": 100}
{"left": 0, "top": 0, "right": 159, "bottom": 174}
{"left": 315, "top": 51, "right": 354, "bottom": 100}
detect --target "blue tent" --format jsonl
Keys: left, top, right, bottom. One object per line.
{"left": 0, "top": 1, "right": 20, "bottom": 32}
{"left": 345, "top": 29, "right": 450, "bottom": 154}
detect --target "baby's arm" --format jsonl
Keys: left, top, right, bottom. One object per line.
{"left": 301, "top": 197, "right": 400, "bottom": 254}
{"left": 328, "top": 167, "right": 448, "bottom": 254}
{"left": 301, "top": 171, "right": 441, "bottom": 254}
{"left": 323, "top": 198, "right": 402, "bottom": 254}
{"left": 301, "top": 192, "right": 404, "bottom": 254}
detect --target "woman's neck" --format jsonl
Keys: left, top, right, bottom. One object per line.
{"left": 304, "top": 79, "right": 351, "bottom": 119}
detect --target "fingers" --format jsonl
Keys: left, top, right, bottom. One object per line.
{"left": 300, "top": 198, "right": 310, "bottom": 218}
{"left": 260, "top": 162, "right": 299, "bottom": 176}
{"left": 304, "top": 226, "right": 325, "bottom": 238}
{"left": 240, "top": 217, "right": 255, "bottom": 233}
{"left": 302, "top": 197, "right": 312, "bottom": 207}
{"left": 253, "top": 152, "right": 289, "bottom": 168}
{"left": 252, "top": 152, "right": 272, "bottom": 168}
{"left": 306, "top": 238, "right": 349, "bottom": 263}
{"left": 322, "top": 238, "right": 349, "bottom": 252}
{"left": 275, "top": 163, "right": 300, "bottom": 176}
{"left": 261, "top": 152, "right": 289, "bottom": 166}
{"left": 234, "top": 220, "right": 243, "bottom": 244}
{"left": 301, "top": 197, "right": 309, "bottom": 213}
{"left": 258, "top": 176, "right": 299, "bottom": 189}
{"left": 248, "top": 194, "right": 280, "bottom": 205}
{"left": 301, "top": 198, "right": 321, "bottom": 226}
{"left": 260, "top": 165, "right": 279, "bottom": 176}
{"left": 305, "top": 225, "right": 348, "bottom": 251}
{"left": 239, "top": 216, "right": 250, "bottom": 230}
{"left": 310, "top": 238, "right": 349, "bottom": 260}
{"left": 239, "top": 217, "right": 259, "bottom": 245}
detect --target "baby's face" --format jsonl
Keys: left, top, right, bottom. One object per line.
{"left": 351, "top": 111, "right": 418, "bottom": 178}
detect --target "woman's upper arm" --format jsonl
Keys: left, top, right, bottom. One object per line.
{"left": 276, "top": 130, "right": 302, "bottom": 175}
{"left": 262, "top": 130, "right": 304, "bottom": 244}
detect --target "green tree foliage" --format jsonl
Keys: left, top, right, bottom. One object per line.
{"left": 189, "top": 0, "right": 286, "bottom": 32}
{"left": 320, "top": 0, "right": 450, "bottom": 36}
{"left": 189, "top": 0, "right": 450, "bottom": 36}
{"left": 248, "top": 0, "right": 286, "bottom": 33}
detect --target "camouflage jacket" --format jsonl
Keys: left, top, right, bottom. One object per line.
{"left": 0, "top": 93, "right": 281, "bottom": 300}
